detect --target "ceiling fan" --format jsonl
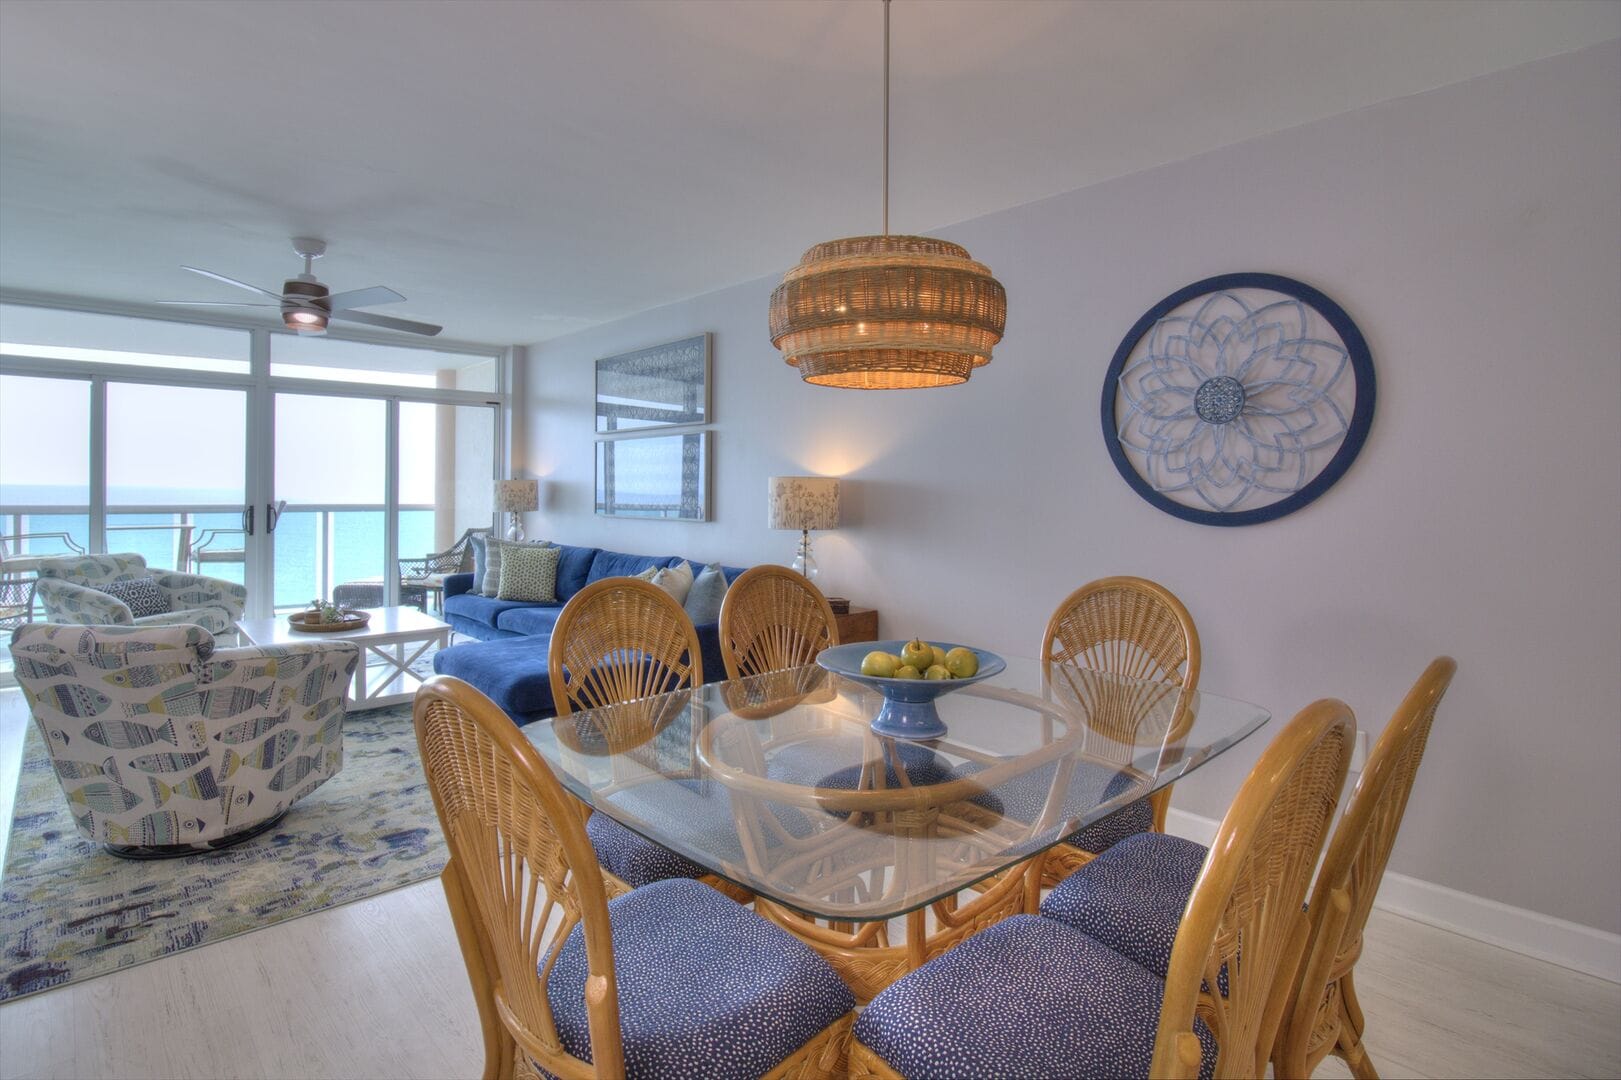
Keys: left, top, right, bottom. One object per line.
{"left": 160, "top": 237, "right": 442, "bottom": 336}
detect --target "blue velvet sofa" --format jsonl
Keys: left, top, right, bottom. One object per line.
{"left": 431, "top": 544, "right": 747, "bottom": 726}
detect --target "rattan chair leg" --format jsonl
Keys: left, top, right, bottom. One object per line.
{"left": 441, "top": 858, "right": 514, "bottom": 1080}
{"left": 1339, "top": 972, "right": 1379, "bottom": 1080}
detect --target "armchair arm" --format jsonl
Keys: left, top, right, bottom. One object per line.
{"left": 152, "top": 572, "right": 248, "bottom": 621}
{"left": 33, "top": 577, "right": 134, "bottom": 625}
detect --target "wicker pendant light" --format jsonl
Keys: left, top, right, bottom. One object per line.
{"left": 769, "top": 1, "right": 1006, "bottom": 389}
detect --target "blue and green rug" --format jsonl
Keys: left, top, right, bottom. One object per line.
{"left": 0, "top": 703, "right": 446, "bottom": 1001}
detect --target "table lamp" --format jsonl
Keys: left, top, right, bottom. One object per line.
{"left": 768, "top": 476, "right": 839, "bottom": 584}
{"left": 494, "top": 479, "right": 539, "bottom": 542}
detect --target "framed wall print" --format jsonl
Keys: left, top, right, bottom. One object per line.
{"left": 595, "top": 431, "right": 711, "bottom": 521}
{"left": 595, "top": 333, "right": 710, "bottom": 433}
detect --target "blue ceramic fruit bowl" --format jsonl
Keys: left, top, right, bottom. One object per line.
{"left": 816, "top": 640, "right": 1007, "bottom": 741}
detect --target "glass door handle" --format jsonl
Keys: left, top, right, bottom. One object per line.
{"left": 242, "top": 505, "right": 255, "bottom": 536}
{"left": 266, "top": 500, "right": 287, "bottom": 533}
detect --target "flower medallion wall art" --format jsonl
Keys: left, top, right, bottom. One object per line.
{"left": 1101, "top": 272, "right": 1375, "bottom": 526}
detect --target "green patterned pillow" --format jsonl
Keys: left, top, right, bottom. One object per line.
{"left": 497, "top": 543, "right": 561, "bottom": 603}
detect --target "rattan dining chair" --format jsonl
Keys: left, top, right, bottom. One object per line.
{"left": 718, "top": 564, "right": 840, "bottom": 680}
{"left": 1274, "top": 657, "right": 1456, "bottom": 1079}
{"left": 848, "top": 698, "right": 1353, "bottom": 1080}
{"left": 548, "top": 577, "right": 751, "bottom": 903}
{"left": 414, "top": 676, "right": 856, "bottom": 1080}
{"left": 1034, "top": 576, "right": 1201, "bottom": 885}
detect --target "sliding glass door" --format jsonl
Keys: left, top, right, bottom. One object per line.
{"left": 1, "top": 302, "right": 506, "bottom": 634}
{"left": 106, "top": 382, "right": 247, "bottom": 578}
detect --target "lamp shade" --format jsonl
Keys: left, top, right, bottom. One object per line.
{"left": 769, "top": 235, "right": 1006, "bottom": 389}
{"left": 768, "top": 476, "right": 840, "bottom": 531}
{"left": 494, "top": 479, "right": 539, "bottom": 513}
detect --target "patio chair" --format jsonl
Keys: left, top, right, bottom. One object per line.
{"left": 9, "top": 621, "right": 358, "bottom": 857}
{"left": 33, "top": 552, "right": 247, "bottom": 636}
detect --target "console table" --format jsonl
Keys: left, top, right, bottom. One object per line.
{"left": 835, "top": 605, "right": 879, "bottom": 643}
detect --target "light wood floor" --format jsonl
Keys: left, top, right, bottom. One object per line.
{"left": 0, "top": 877, "right": 1616, "bottom": 1079}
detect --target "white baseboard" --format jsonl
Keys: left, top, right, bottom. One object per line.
{"left": 1164, "top": 808, "right": 1621, "bottom": 984}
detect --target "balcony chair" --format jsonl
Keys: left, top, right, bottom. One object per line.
{"left": 549, "top": 577, "right": 753, "bottom": 904}
{"left": 9, "top": 622, "right": 358, "bottom": 857}
{"left": 848, "top": 698, "right": 1354, "bottom": 1080}
{"left": 414, "top": 675, "right": 856, "bottom": 1079}
{"left": 331, "top": 526, "right": 488, "bottom": 613}
{"left": 32, "top": 552, "right": 247, "bottom": 636}
{"left": 1, "top": 533, "right": 89, "bottom": 630}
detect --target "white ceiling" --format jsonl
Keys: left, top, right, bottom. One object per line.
{"left": 1, "top": 0, "right": 1616, "bottom": 346}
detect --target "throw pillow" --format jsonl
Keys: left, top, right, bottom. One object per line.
{"left": 470, "top": 533, "right": 488, "bottom": 591}
{"left": 683, "top": 563, "right": 729, "bottom": 625}
{"left": 99, "top": 576, "right": 171, "bottom": 619}
{"left": 649, "top": 560, "right": 694, "bottom": 605}
{"left": 497, "top": 543, "right": 561, "bottom": 603}
{"left": 481, "top": 538, "right": 505, "bottom": 596}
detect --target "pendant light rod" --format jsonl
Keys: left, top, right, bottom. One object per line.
{"left": 882, "top": 0, "right": 890, "bottom": 236}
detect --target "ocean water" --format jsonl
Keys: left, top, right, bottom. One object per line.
{"left": 12, "top": 507, "right": 435, "bottom": 611}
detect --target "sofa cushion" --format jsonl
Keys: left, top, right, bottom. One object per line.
{"left": 587, "top": 549, "right": 682, "bottom": 584}
{"left": 494, "top": 604, "right": 565, "bottom": 637}
{"left": 683, "top": 563, "right": 728, "bottom": 624}
{"left": 554, "top": 544, "right": 600, "bottom": 600}
{"left": 497, "top": 543, "right": 561, "bottom": 603}
{"left": 649, "top": 560, "right": 694, "bottom": 604}
{"left": 469, "top": 533, "right": 488, "bottom": 590}
{"left": 443, "top": 591, "right": 535, "bottom": 630}
{"left": 432, "top": 636, "right": 554, "bottom": 718}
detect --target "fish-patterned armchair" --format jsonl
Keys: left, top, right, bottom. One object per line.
{"left": 33, "top": 552, "right": 247, "bottom": 636}
{"left": 8, "top": 622, "right": 359, "bottom": 857}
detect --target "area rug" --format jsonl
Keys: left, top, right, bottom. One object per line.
{"left": 0, "top": 703, "right": 445, "bottom": 1001}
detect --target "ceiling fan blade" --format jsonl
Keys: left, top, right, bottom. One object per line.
{"left": 181, "top": 266, "right": 286, "bottom": 301}
{"left": 329, "top": 308, "right": 443, "bottom": 337}
{"left": 157, "top": 300, "right": 279, "bottom": 307}
{"left": 325, "top": 285, "right": 405, "bottom": 312}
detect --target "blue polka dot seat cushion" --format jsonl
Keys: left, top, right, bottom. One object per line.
{"left": 852, "top": 914, "right": 1216, "bottom": 1080}
{"left": 950, "top": 758, "right": 1154, "bottom": 853}
{"left": 546, "top": 878, "right": 856, "bottom": 1078}
{"left": 1040, "top": 831, "right": 1209, "bottom": 980}
{"left": 585, "top": 777, "right": 819, "bottom": 889}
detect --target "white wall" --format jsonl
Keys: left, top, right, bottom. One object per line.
{"left": 524, "top": 42, "right": 1621, "bottom": 935}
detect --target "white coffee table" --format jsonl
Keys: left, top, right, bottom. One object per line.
{"left": 237, "top": 606, "right": 452, "bottom": 710}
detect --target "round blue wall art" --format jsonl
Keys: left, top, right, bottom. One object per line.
{"left": 1101, "top": 272, "right": 1375, "bottom": 526}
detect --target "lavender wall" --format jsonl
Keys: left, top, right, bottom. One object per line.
{"left": 523, "top": 42, "right": 1621, "bottom": 934}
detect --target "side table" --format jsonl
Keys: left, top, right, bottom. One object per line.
{"left": 835, "top": 605, "right": 879, "bottom": 644}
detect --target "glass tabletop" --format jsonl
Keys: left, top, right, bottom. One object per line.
{"left": 524, "top": 656, "right": 1268, "bottom": 921}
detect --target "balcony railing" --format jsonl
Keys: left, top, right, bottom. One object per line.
{"left": 0, "top": 504, "right": 438, "bottom": 618}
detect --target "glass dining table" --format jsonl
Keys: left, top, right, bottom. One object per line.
{"left": 524, "top": 656, "right": 1267, "bottom": 967}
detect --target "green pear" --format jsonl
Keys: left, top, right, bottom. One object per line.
{"left": 892, "top": 664, "right": 922, "bottom": 680}
{"left": 924, "top": 664, "right": 952, "bottom": 680}
{"left": 860, "top": 651, "right": 900, "bottom": 678}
